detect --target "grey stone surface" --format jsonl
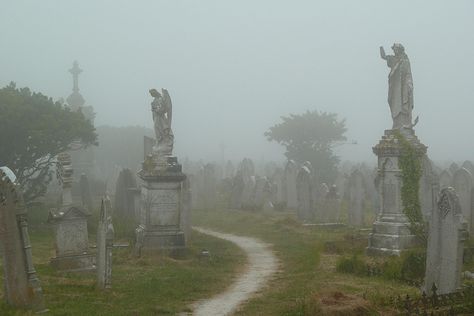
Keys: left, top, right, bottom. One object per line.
{"left": 97, "top": 196, "right": 114, "bottom": 290}
{"left": 439, "top": 169, "right": 452, "bottom": 189}
{"left": 114, "top": 168, "right": 138, "bottom": 219}
{"left": 149, "top": 88, "right": 174, "bottom": 158}
{"left": 0, "top": 169, "right": 46, "bottom": 312}
{"left": 296, "top": 166, "right": 313, "bottom": 221}
{"left": 380, "top": 43, "right": 414, "bottom": 130}
{"left": 419, "top": 157, "right": 437, "bottom": 220}
{"left": 367, "top": 129, "right": 427, "bottom": 256}
{"left": 452, "top": 167, "right": 473, "bottom": 231}
{"left": 283, "top": 160, "right": 298, "bottom": 210}
{"left": 424, "top": 187, "right": 469, "bottom": 294}
{"left": 348, "top": 169, "right": 365, "bottom": 226}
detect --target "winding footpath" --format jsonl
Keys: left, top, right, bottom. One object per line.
{"left": 191, "top": 227, "right": 278, "bottom": 316}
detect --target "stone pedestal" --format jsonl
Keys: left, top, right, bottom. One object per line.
{"left": 48, "top": 206, "right": 95, "bottom": 271}
{"left": 134, "top": 156, "right": 187, "bottom": 256}
{"left": 367, "top": 128, "right": 427, "bottom": 256}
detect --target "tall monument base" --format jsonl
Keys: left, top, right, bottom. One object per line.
{"left": 134, "top": 156, "right": 188, "bottom": 256}
{"left": 367, "top": 128, "right": 426, "bottom": 256}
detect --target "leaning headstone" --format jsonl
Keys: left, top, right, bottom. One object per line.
{"left": 452, "top": 167, "right": 473, "bottom": 231}
{"left": 97, "top": 196, "right": 114, "bottom": 290}
{"left": 48, "top": 152, "right": 94, "bottom": 271}
{"left": 284, "top": 160, "right": 298, "bottom": 210}
{"left": 348, "top": 169, "right": 365, "bottom": 226}
{"left": 424, "top": 187, "right": 469, "bottom": 294}
{"left": 296, "top": 166, "right": 313, "bottom": 222}
{"left": 0, "top": 169, "right": 47, "bottom": 312}
{"left": 439, "top": 169, "right": 452, "bottom": 189}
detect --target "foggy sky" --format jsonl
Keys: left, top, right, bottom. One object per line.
{"left": 1, "top": 1, "right": 473, "bottom": 165}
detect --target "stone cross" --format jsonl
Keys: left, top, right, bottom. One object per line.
{"left": 97, "top": 196, "right": 114, "bottom": 289}
{"left": 424, "top": 187, "right": 469, "bottom": 294}
{"left": 0, "top": 169, "right": 46, "bottom": 312}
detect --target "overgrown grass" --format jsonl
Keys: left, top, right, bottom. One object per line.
{"left": 0, "top": 208, "right": 246, "bottom": 315}
{"left": 192, "top": 208, "right": 420, "bottom": 315}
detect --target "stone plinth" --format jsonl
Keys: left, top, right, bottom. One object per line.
{"left": 135, "top": 156, "right": 187, "bottom": 256}
{"left": 48, "top": 206, "right": 95, "bottom": 271}
{"left": 367, "top": 128, "right": 427, "bottom": 256}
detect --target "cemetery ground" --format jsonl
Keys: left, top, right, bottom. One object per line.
{"left": 0, "top": 205, "right": 246, "bottom": 315}
{"left": 1, "top": 204, "right": 474, "bottom": 315}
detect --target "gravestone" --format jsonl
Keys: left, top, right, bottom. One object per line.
{"left": 424, "top": 187, "right": 469, "bottom": 294}
{"left": 461, "top": 161, "right": 474, "bottom": 177}
{"left": 324, "top": 185, "right": 341, "bottom": 223}
{"left": 0, "top": 169, "right": 46, "bottom": 312}
{"left": 97, "top": 196, "right": 114, "bottom": 290}
{"left": 448, "top": 162, "right": 459, "bottom": 175}
{"left": 230, "top": 171, "right": 244, "bottom": 209}
{"left": 114, "top": 168, "right": 138, "bottom": 220}
{"left": 419, "top": 157, "right": 437, "bottom": 220}
{"left": 134, "top": 88, "right": 187, "bottom": 256}
{"left": 284, "top": 160, "right": 298, "bottom": 210}
{"left": 439, "top": 169, "right": 452, "bottom": 189}
{"left": 452, "top": 168, "right": 473, "bottom": 231}
{"left": 49, "top": 152, "right": 95, "bottom": 271}
{"left": 79, "top": 173, "right": 93, "bottom": 211}
{"left": 348, "top": 169, "right": 365, "bottom": 226}
{"left": 271, "top": 168, "right": 286, "bottom": 210}
{"left": 368, "top": 44, "right": 427, "bottom": 255}
{"left": 314, "top": 183, "right": 329, "bottom": 221}
{"left": 296, "top": 166, "right": 313, "bottom": 221}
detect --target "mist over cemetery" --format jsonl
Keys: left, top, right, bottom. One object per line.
{"left": 1, "top": 2, "right": 474, "bottom": 315}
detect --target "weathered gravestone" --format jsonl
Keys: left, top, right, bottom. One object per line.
{"left": 134, "top": 88, "right": 187, "bottom": 256}
{"left": 284, "top": 160, "right": 298, "bottom": 210}
{"left": 348, "top": 169, "right": 365, "bottom": 226}
{"left": 0, "top": 168, "right": 46, "bottom": 312}
{"left": 323, "top": 185, "right": 341, "bottom": 223}
{"left": 439, "top": 169, "right": 452, "bottom": 189}
{"left": 424, "top": 187, "right": 469, "bottom": 294}
{"left": 49, "top": 152, "right": 94, "bottom": 271}
{"left": 97, "top": 196, "right": 114, "bottom": 290}
{"left": 296, "top": 166, "right": 313, "bottom": 222}
{"left": 114, "top": 168, "right": 138, "bottom": 220}
{"left": 452, "top": 167, "right": 473, "bottom": 231}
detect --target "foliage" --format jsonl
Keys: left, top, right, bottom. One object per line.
{"left": 394, "top": 131, "right": 427, "bottom": 244}
{"left": 0, "top": 82, "right": 97, "bottom": 202}
{"left": 265, "top": 110, "right": 347, "bottom": 183}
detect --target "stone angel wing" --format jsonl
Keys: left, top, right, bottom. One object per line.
{"left": 162, "top": 88, "right": 172, "bottom": 125}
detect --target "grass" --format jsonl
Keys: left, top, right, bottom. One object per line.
{"left": 192, "top": 208, "right": 420, "bottom": 315}
{"left": 0, "top": 208, "right": 246, "bottom": 315}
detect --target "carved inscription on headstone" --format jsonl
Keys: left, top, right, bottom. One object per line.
{"left": 149, "top": 190, "right": 179, "bottom": 226}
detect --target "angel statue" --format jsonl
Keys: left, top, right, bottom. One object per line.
{"left": 380, "top": 43, "right": 416, "bottom": 130}
{"left": 149, "top": 88, "right": 174, "bottom": 157}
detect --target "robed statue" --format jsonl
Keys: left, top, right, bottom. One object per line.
{"left": 380, "top": 43, "right": 415, "bottom": 129}
{"left": 149, "top": 88, "right": 174, "bottom": 157}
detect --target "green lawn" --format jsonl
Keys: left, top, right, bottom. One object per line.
{"left": 0, "top": 219, "right": 246, "bottom": 315}
{"left": 192, "top": 208, "right": 419, "bottom": 315}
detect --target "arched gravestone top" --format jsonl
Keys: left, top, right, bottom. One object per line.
{"left": 449, "top": 162, "right": 460, "bottom": 175}
{"left": 439, "top": 169, "right": 452, "bottom": 189}
{"left": 453, "top": 168, "right": 473, "bottom": 190}
{"left": 285, "top": 159, "right": 298, "bottom": 172}
{"left": 461, "top": 161, "right": 474, "bottom": 178}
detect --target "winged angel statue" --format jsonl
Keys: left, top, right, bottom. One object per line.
{"left": 149, "top": 88, "right": 174, "bottom": 157}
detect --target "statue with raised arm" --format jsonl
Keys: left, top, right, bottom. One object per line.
{"left": 380, "top": 43, "right": 415, "bottom": 130}
{"left": 149, "top": 88, "right": 174, "bottom": 157}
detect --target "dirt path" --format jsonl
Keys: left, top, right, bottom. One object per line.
{"left": 191, "top": 227, "right": 278, "bottom": 316}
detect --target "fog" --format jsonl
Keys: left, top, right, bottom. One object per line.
{"left": 1, "top": 0, "right": 473, "bottom": 163}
